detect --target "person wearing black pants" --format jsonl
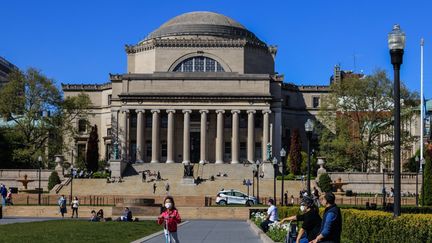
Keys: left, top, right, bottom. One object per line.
{"left": 71, "top": 196, "right": 79, "bottom": 218}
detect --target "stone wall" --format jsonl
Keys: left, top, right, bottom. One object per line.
{"left": 0, "top": 169, "right": 55, "bottom": 190}
{"left": 328, "top": 172, "right": 422, "bottom": 194}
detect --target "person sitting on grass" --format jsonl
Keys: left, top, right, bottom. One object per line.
{"left": 90, "top": 210, "right": 100, "bottom": 222}
{"left": 119, "top": 207, "right": 132, "bottom": 222}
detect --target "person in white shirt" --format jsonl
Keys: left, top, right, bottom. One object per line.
{"left": 260, "top": 198, "right": 278, "bottom": 233}
{"left": 71, "top": 196, "right": 79, "bottom": 218}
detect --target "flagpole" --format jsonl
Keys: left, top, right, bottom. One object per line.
{"left": 420, "top": 38, "right": 424, "bottom": 168}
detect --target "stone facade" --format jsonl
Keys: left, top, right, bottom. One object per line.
{"left": 61, "top": 11, "right": 421, "bottom": 174}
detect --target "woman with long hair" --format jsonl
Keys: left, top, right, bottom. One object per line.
{"left": 157, "top": 196, "right": 181, "bottom": 243}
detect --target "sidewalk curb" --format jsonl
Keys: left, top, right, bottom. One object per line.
{"left": 131, "top": 221, "right": 190, "bottom": 243}
{"left": 247, "top": 219, "right": 276, "bottom": 243}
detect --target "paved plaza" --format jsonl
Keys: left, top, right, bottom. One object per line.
{"left": 141, "top": 220, "right": 262, "bottom": 243}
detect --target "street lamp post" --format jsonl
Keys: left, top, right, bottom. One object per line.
{"left": 70, "top": 166, "right": 74, "bottom": 203}
{"left": 421, "top": 159, "right": 425, "bottom": 205}
{"left": 388, "top": 24, "right": 405, "bottom": 217}
{"left": 416, "top": 156, "right": 419, "bottom": 207}
{"left": 38, "top": 155, "right": 42, "bottom": 205}
{"left": 382, "top": 167, "right": 386, "bottom": 210}
{"left": 272, "top": 157, "right": 278, "bottom": 203}
{"left": 255, "top": 160, "right": 261, "bottom": 204}
{"left": 305, "top": 119, "right": 314, "bottom": 196}
{"left": 252, "top": 169, "right": 255, "bottom": 197}
{"left": 280, "top": 148, "right": 287, "bottom": 206}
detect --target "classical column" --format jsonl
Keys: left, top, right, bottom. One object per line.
{"left": 247, "top": 110, "right": 256, "bottom": 163}
{"left": 120, "top": 109, "right": 129, "bottom": 161}
{"left": 215, "top": 110, "right": 225, "bottom": 164}
{"left": 182, "top": 110, "right": 191, "bottom": 164}
{"left": 150, "top": 109, "right": 160, "bottom": 163}
{"left": 273, "top": 108, "right": 282, "bottom": 161}
{"left": 166, "top": 110, "right": 176, "bottom": 163}
{"left": 262, "top": 110, "right": 271, "bottom": 162}
{"left": 199, "top": 110, "right": 209, "bottom": 164}
{"left": 231, "top": 110, "right": 240, "bottom": 164}
{"left": 136, "top": 109, "right": 145, "bottom": 163}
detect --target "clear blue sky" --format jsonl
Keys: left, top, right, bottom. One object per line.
{"left": 1, "top": 0, "right": 431, "bottom": 98}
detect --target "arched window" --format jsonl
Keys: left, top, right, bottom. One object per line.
{"left": 173, "top": 56, "right": 225, "bottom": 72}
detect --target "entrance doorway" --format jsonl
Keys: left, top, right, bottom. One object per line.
{"left": 191, "top": 132, "right": 200, "bottom": 163}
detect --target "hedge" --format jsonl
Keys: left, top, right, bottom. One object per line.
{"left": 342, "top": 209, "right": 432, "bottom": 243}
{"left": 269, "top": 207, "right": 432, "bottom": 243}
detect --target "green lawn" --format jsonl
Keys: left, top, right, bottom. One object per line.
{"left": 0, "top": 220, "right": 161, "bottom": 243}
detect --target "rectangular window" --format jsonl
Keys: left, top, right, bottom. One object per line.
{"left": 161, "top": 115, "right": 168, "bottom": 128}
{"left": 107, "top": 128, "right": 112, "bottom": 136}
{"left": 130, "top": 143, "right": 136, "bottom": 162}
{"left": 107, "top": 94, "right": 112, "bottom": 105}
{"left": 313, "top": 97, "right": 320, "bottom": 108}
{"left": 146, "top": 114, "right": 152, "bottom": 128}
{"left": 285, "top": 95, "right": 290, "bottom": 107}
{"left": 255, "top": 142, "right": 262, "bottom": 160}
{"left": 239, "top": 113, "right": 247, "bottom": 128}
{"left": 131, "top": 114, "right": 137, "bottom": 128}
{"left": 224, "top": 113, "right": 232, "bottom": 128}
{"left": 224, "top": 142, "right": 231, "bottom": 161}
{"left": 146, "top": 140, "right": 152, "bottom": 159}
{"left": 161, "top": 141, "right": 167, "bottom": 157}
{"left": 240, "top": 142, "right": 247, "bottom": 162}
{"left": 78, "top": 119, "right": 87, "bottom": 133}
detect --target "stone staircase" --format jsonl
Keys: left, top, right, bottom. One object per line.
{"left": 53, "top": 163, "right": 309, "bottom": 200}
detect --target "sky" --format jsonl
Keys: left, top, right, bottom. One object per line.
{"left": 1, "top": 0, "right": 432, "bottom": 99}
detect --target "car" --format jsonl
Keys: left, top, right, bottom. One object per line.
{"left": 215, "top": 189, "right": 258, "bottom": 206}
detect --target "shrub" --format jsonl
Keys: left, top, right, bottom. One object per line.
{"left": 92, "top": 171, "right": 109, "bottom": 178}
{"left": 48, "top": 171, "right": 61, "bottom": 190}
{"left": 317, "top": 173, "right": 332, "bottom": 192}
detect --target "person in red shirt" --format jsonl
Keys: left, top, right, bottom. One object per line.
{"left": 157, "top": 196, "right": 181, "bottom": 243}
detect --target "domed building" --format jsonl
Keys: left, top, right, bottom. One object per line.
{"left": 62, "top": 11, "right": 319, "bottom": 177}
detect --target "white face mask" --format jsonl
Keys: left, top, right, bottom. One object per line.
{"left": 300, "top": 205, "right": 306, "bottom": 212}
{"left": 165, "top": 203, "right": 173, "bottom": 209}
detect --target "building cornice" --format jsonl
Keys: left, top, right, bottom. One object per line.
{"left": 118, "top": 93, "right": 272, "bottom": 102}
{"left": 110, "top": 72, "right": 273, "bottom": 81}
{"left": 61, "top": 83, "right": 112, "bottom": 91}
{"left": 125, "top": 38, "right": 268, "bottom": 54}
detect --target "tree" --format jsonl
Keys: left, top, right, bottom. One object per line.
{"left": 317, "top": 173, "right": 332, "bottom": 193}
{"left": 318, "top": 70, "right": 418, "bottom": 172}
{"left": 288, "top": 129, "right": 302, "bottom": 175}
{"left": 48, "top": 171, "right": 61, "bottom": 190}
{"left": 86, "top": 125, "right": 99, "bottom": 172}
{"left": 0, "top": 68, "right": 91, "bottom": 168}
{"left": 423, "top": 143, "right": 432, "bottom": 206}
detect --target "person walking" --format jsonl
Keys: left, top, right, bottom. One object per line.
{"left": 157, "top": 196, "right": 181, "bottom": 243}
{"left": 284, "top": 191, "right": 288, "bottom": 206}
{"left": 0, "top": 184, "right": 7, "bottom": 206}
{"left": 58, "top": 195, "right": 67, "bottom": 218}
{"left": 165, "top": 183, "right": 170, "bottom": 195}
{"left": 280, "top": 196, "right": 321, "bottom": 243}
{"left": 71, "top": 196, "right": 79, "bottom": 218}
{"left": 311, "top": 192, "right": 342, "bottom": 243}
{"left": 260, "top": 198, "right": 278, "bottom": 233}
{"left": 153, "top": 183, "right": 157, "bottom": 194}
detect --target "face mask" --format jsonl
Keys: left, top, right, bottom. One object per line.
{"left": 165, "top": 203, "right": 172, "bottom": 209}
{"left": 300, "top": 205, "right": 306, "bottom": 212}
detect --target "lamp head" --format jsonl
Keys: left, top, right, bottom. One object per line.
{"left": 272, "top": 157, "right": 278, "bottom": 165}
{"left": 280, "top": 148, "right": 286, "bottom": 157}
{"left": 305, "top": 119, "right": 314, "bottom": 132}
{"left": 388, "top": 24, "right": 406, "bottom": 50}
{"left": 38, "top": 156, "right": 42, "bottom": 162}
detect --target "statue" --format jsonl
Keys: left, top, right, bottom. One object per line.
{"left": 316, "top": 157, "right": 327, "bottom": 181}
{"left": 184, "top": 163, "right": 194, "bottom": 177}
{"left": 113, "top": 141, "right": 119, "bottom": 160}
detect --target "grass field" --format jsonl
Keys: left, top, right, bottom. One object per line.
{"left": 0, "top": 220, "right": 161, "bottom": 243}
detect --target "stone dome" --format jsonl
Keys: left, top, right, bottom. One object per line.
{"left": 141, "top": 11, "right": 264, "bottom": 44}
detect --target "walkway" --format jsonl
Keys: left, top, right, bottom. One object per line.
{"left": 0, "top": 217, "right": 59, "bottom": 225}
{"left": 142, "top": 220, "right": 262, "bottom": 243}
